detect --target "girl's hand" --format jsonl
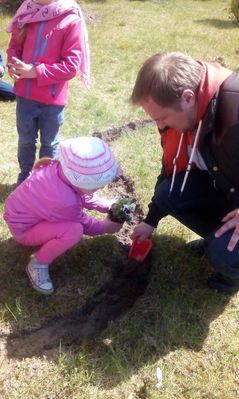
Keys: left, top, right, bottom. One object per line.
{"left": 104, "top": 197, "right": 117, "bottom": 209}
{"left": 8, "top": 63, "right": 20, "bottom": 81}
{"left": 10, "top": 57, "right": 37, "bottom": 79}
{"left": 215, "top": 208, "right": 239, "bottom": 251}
{"left": 131, "top": 222, "right": 154, "bottom": 242}
{"left": 104, "top": 217, "right": 123, "bottom": 234}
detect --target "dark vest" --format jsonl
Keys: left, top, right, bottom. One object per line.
{"left": 199, "top": 73, "right": 239, "bottom": 206}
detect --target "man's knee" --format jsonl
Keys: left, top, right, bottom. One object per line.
{"left": 206, "top": 231, "right": 239, "bottom": 280}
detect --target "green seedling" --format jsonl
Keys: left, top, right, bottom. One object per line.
{"left": 108, "top": 198, "right": 136, "bottom": 223}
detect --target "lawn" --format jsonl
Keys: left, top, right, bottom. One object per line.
{"left": 0, "top": 0, "right": 239, "bottom": 398}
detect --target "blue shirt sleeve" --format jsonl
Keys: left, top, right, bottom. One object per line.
{"left": 0, "top": 51, "right": 5, "bottom": 77}
{"left": 0, "top": 51, "right": 4, "bottom": 67}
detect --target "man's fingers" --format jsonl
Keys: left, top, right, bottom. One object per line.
{"left": 215, "top": 222, "right": 239, "bottom": 251}
{"left": 214, "top": 227, "right": 224, "bottom": 238}
{"left": 222, "top": 209, "right": 238, "bottom": 222}
{"left": 227, "top": 230, "right": 239, "bottom": 251}
{"left": 215, "top": 222, "right": 233, "bottom": 238}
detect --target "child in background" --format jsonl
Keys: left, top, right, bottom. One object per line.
{"left": 0, "top": 50, "right": 15, "bottom": 101}
{"left": 6, "top": 0, "right": 89, "bottom": 184}
{"left": 4, "top": 136, "right": 122, "bottom": 295}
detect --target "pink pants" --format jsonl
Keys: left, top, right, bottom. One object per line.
{"left": 16, "top": 221, "right": 84, "bottom": 264}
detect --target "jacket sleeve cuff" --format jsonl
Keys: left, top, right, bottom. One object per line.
{"left": 143, "top": 202, "right": 167, "bottom": 227}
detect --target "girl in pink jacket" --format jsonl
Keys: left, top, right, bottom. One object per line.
{"left": 4, "top": 137, "right": 122, "bottom": 295}
{"left": 6, "top": 0, "right": 90, "bottom": 184}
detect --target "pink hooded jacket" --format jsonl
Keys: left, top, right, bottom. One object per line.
{"left": 4, "top": 161, "right": 110, "bottom": 239}
{"left": 7, "top": 0, "right": 89, "bottom": 105}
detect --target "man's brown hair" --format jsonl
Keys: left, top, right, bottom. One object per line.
{"left": 131, "top": 51, "right": 203, "bottom": 107}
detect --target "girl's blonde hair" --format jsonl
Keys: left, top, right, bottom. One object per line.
{"left": 17, "top": 26, "right": 27, "bottom": 43}
{"left": 33, "top": 157, "right": 54, "bottom": 170}
{"left": 131, "top": 51, "right": 203, "bottom": 108}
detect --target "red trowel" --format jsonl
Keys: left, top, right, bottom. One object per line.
{"left": 129, "top": 238, "right": 152, "bottom": 262}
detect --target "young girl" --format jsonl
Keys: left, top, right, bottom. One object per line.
{"left": 6, "top": 0, "right": 89, "bottom": 184}
{"left": 4, "top": 136, "right": 122, "bottom": 295}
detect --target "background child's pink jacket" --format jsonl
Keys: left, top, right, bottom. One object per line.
{"left": 7, "top": 11, "right": 85, "bottom": 105}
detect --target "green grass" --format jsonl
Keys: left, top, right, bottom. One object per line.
{"left": 0, "top": 0, "right": 239, "bottom": 398}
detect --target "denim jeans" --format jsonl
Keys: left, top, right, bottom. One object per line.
{"left": 0, "top": 79, "right": 15, "bottom": 101}
{"left": 16, "top": 96, "right": 64, "bottom": 183}
{"left": 154, "top": 170, "right": 239, "bottom": 281}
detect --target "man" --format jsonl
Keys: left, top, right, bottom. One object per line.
{"left": 0, "top": 50, "right": 15, "bottom": 101}
{"left": 131, "top": 51, "right": 239, "bottom": 293}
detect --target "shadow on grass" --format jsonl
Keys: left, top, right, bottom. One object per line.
{"left": 1, "top": 233, "right": 233, "bottom": 386}
{"left": 0, "top": 183, "right": 16, "bottom": 203}
{"left": 80, "top": 234, "right": 233, "bottom": 388}
{"left": 0, "top": 234, "right": 123, "bottom": 330}
{"left": 195, "top": 18, "right": 238, "bottom": 29}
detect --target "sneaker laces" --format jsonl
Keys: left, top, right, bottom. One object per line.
{"left": 32, "top": 263, "right": 51, "bottom": 286}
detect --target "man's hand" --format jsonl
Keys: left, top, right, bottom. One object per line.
{"left": 131, "top": 221, "right": 154, "bottom": 242}
{"left": 9, "top": 57, "right": 37, "bottom": 80}
{"left": 215, "top": 208, "right": 239, "bottom": 251}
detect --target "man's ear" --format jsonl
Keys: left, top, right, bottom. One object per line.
{"left": 180, "top": 89, "right": 196, "bottom": 111}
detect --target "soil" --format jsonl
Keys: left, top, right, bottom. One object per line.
{"left": 4, "top": 120, "right": 154, "bottom": 359}
{"left": 92, "top": 118, "right": 154, "bottom": 143}
{"left": 6, "top": 254, "right": 152, "bottom": 358}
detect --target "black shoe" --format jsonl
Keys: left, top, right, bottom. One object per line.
{"left": 207, "top": 272, "right": 239, "bottom": 294}
{"left": 16, "top": 171, "right": 30, "bottom": 186}
{"left": 187, "top": 239, "right": 205, "bottom": 256}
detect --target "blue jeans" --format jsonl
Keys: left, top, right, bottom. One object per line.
{"left": 154, "top": 170, "right": 239, "bottom": 281}
{"left": 0, "top": 79, "right": 15, "bottom": 101}
{"left": 16, "top": 96, "right": 64, "bottom": 183}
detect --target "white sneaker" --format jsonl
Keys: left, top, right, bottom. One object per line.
{"left": 26, "top": 257, "right": 54, "bottom": 295}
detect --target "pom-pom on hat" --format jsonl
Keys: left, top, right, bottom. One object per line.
{"left": 58, "top": 136, "right": 120, "bottom": 190}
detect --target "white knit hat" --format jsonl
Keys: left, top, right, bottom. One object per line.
{"left": 58, "top": 136, "right": 120, "bottom": 190}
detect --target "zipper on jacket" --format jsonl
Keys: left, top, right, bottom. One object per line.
{"left": 40, "top": 35, "right": 48, "bottom": 57}
{"left": 41, "top": 34, "right": 57, "bottom": 98}
{"left": 25, "top": 21, "right": 45, "bottom": 98}
{"left": 51, "top": 84, "right": 56, "bottom": 98}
